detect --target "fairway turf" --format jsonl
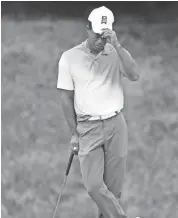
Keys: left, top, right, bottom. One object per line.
{"left": 1, "top": 17, "right": 178, "bottom": 218}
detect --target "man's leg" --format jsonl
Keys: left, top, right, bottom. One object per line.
{"left": 98, "top": 112, "right": 128, "bottom": 218}
{"left": 77, "top": 119, "right": 127, "bottom": 218}
{"left": 104, "top": 112, "right": 128, "bottom": 198}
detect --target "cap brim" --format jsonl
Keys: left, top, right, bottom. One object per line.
{"left": 92, "top": 24, "right": 112, "bottom": 34}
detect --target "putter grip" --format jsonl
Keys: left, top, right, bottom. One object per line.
{"left": 65, "top": 152, "right": 74, "bottom": 176}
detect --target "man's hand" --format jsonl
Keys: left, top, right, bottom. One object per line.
{"left": 102, "top": 28, "right": 121, "bottom": 47}
{"left": 70, "top": 132, "right": 79, "bottom": 155}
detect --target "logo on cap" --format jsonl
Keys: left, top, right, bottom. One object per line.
{"left": 101, "top": 16, "right": 107, "bottom": 24}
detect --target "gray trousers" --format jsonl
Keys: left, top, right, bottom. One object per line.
{"left": 77, "top": 112, "right": 128, "bottom": 218}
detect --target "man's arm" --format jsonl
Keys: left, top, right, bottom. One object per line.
{"left": 102, "top": 29, "right": 140, "bottom": 81}
{"left": 57, "top": 52, "right": 79, "bottom": 154}
{"left": 60, "top": 89, "right": 77, "bottom": 136}
{"left": 57, "top": 53, "right": 77, "bottom": 136}
{"left": 59, "top": 89, "right": 79, "bottom": 155}
{"left": 114, "top": 44, "right": 140, "bottom": 81}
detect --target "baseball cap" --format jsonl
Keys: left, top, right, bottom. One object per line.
{"left": 88, "top": 6, "right": 114, "bottom": 34}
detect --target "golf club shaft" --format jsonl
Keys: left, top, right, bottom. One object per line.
{"left": 52, "top": 152, "right": 74, "bottom": 218}
{"left": 52, "top": 176, "right": 67, "bottom": 218}
{"left": 66, "top": 152, "right": 74, "bottom": 176}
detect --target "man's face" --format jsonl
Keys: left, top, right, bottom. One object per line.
{"left": 87, "top": 28, "right": 107, "bottom": 53}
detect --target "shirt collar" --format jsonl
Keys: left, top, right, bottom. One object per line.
{"left": 82, "top": 40, "right": 113, "bottom": 56}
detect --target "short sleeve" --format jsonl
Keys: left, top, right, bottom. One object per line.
{"left": 57, "top": 54, "right": 74, "bottom": 90}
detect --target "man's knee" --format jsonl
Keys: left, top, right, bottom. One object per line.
{"left": 87, "top": 181, "right": 102, "bottom": 197}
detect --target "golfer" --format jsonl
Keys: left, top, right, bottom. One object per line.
{"left": 57, "top": 6, "right": 140, "bottom": 218}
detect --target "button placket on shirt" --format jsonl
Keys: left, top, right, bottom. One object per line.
{"left": 89, "top": 52, "right": 101, "bottom": 70}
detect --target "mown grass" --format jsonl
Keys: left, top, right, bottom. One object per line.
{"left": 1, "top": 17, "right": 178, "bottom": 218}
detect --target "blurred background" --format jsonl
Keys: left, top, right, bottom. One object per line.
{"left": 1, "top": 2, "right": 178, "bottom": 218}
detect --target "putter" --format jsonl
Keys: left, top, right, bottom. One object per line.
{"left": 52, "top": 149, "right": 76, "bottom": 218}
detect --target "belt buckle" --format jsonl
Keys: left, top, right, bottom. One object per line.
{"left": 89, "top": 111, "right": 118, "bottom": 121}
{"left": 88, "top": 115, "right": 101, "bottom": 121}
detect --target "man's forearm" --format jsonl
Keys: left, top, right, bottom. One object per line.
{"left": 114, "top": 43, "right": 140, "bottom": 81}
{"left": 60, "top": 91, "right": 78, "bottom": 136}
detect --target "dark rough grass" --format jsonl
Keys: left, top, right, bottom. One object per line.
{"left": 1, "top": 17, "right": 178, "bottom": 218}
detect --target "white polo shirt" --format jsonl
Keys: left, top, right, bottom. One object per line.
{"left": 57, "top": 41, "right": 124, "bottom": 117}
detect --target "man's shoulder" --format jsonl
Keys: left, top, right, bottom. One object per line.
{"left": 62, "top": 43, "right": 83, "bottom": 60}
